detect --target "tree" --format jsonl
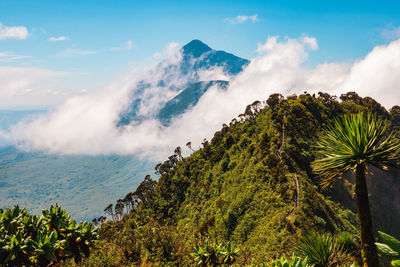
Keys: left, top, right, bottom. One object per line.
{"left": 134, "top": 175, "right": 156, "bottom": 205}
{"left": 115, "top": 199, "right": 124, "bottom": 220}
{"left": 174, "top": 146, "right": 183, "bottom": 161}
{"left": 340, "top": 92, "right": 363, "bottom": 105}
{"left": 266, "top": 93, "right": 283, "bottom": 109}
{"left": 186, "top": 141, "right": 195, "bottom": 152}
{"left": 104, "top": 204, "right": 114, "bottom": 221}
{"left": 312, "top": 112, "right": 400, "bottom": 267}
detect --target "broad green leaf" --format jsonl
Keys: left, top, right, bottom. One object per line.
{"left": 379, "top": 231, "right": 400, "bottom": 255}
{"left": 376, "top": 242, "right": 399, "bottom": 258}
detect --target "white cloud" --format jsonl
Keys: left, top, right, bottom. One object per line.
{"left": 0, "top": 22, "right": 28, "bottom": 40}
{"left": 302, "top": 36, "right": 318, "bottom": 50}
{"left": 49, "top": 36, "right": 69, "bottom": 42}
{"left": 226, "top": 15, "right": 259, "bottom": 24}
{"left": 0, "top": 52, "right": 32, "bottom": 62}
{"left": 6, "top": 36, "right": 400, "bottom": 161}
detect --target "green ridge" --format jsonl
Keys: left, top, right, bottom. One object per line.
{"left": 46, "top": 93, "right": 400, "bottom": 265}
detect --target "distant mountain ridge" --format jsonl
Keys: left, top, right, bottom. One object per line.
{"left": 118, "top": 40, "right": 249, "bottom": 126}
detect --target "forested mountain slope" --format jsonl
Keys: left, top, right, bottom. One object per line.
{"left": 87, "top": 92, "right": 400, "bottom": 266}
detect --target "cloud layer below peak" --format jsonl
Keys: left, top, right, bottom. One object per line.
{"left": 7, "top": 36, "right": 400, "bottom": 160}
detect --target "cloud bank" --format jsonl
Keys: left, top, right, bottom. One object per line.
{"left": 7, "top": 36, "right": 400, "bottom": 160}
{"left": 0, "top": 22, "right": 28, "bottom": 40}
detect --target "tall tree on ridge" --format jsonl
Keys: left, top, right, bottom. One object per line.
{"left": 312, "top": 112, "right": 400, "bottom": 267}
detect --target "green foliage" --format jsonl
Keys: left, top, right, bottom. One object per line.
{"left": 335, "top": 232, "right": 360, "bottom": 257}
{"left": 294, "top": 232, "right": 354, "bottom": 267}
{"left": 376, "top": 231, "right": 400, "bottom": 266}
{"left": 0, "top": 204, "right": 98, "bottom": 266}
{"left": 312, "top": 112, "right": 400, "bottom": 187}
{"left": 269, "top": 254, "right": 314, "bottom": 267}
{"left": 190, "top": 240, "right": 239, "bottom": 266}
{"left": 312, "top": 111, "right": 399, "bottom": 266}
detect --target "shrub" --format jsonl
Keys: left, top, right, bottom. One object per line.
{"left": 294, "top": 232, "right": 353, "bottom": 267}
{"left": 190, "top": 240, "right": 239, "bottom": 266}
{"left": 269, "top": 254, "right": 313, "bottom": 267}
{"left": 0, "top": 205, "right": 98, "bottom": 266}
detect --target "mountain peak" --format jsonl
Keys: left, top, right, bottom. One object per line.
{"left": 182, "top": 39, "right": 212, "bottom": 58}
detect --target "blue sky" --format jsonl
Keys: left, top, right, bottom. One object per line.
{"left": 1, "top": 0, "right": 400, "bottom": 108}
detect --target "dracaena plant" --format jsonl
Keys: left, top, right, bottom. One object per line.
{"left": 312, "top": 113, "right": 400, "bottom": 267}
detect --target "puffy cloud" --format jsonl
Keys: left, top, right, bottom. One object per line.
{"left": 225, "top": 15, "right": 259, "bottom": 24}
{"left": 340, "top": 40, "right": 400, "bottom": 107}
{"left": 0, "top": 22, "right": 28, "bottom": 40}
{"left": 7, "top": 36, "right": 400, "bottom": 161}
{"left": 302, "top": 36, "right": 318, "bottom": 50}
{"left": 49, "top": 36, "right": 69, "bottom": 42}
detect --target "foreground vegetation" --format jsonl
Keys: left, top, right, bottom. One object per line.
{"left": 0, "top": 205, "right": 98, "bottom": 266}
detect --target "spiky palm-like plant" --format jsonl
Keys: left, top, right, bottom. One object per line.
{"left": 312, "top": 112, "right": 400, "bottom": 267}
{"left": 295, "top": 232, "right": 353, "bottom": 267}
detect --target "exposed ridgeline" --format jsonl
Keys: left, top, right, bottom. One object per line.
{"left": 89, "top": 92, "right": 400, "bottom": 266}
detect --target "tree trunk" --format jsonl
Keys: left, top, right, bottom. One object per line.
{"left": 355, "top": 163, "right": 380, "bottom": 267}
